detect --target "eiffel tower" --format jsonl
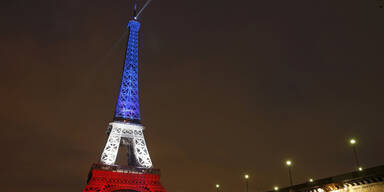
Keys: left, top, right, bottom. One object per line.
{"left": 83, "top": 2, "right": 166, "bottom": 192}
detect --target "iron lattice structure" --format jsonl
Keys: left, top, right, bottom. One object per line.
{"left": 99, "top": 20, "right": 152, "bottom": 168}
{"left": 83, "top": 18, "right": 166, "bottom": 192}
{"left": 114, "top": 20, "right": 141, "bottom": 123}
{"left": 83, "top": 164, "right": 166, "bottom": 192}
{"left": 100, "top": 121, "right": 152, "bottom": 167}
{"left": 84, "top": 170, "right": 164, "bottom": 192}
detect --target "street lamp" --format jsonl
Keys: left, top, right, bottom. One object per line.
{"left": 349, "top": 138, "right": 362, "bottom": 171}
{"left": 285, "top": 160, "right": 293, "bottom": 186}
{"left": 215, "top": 184, "right": 220, "bottom": 192}
{"left": 358, "top": 166, "right": 363, "bottom": 171}
{"left": 244, "top": 174, "right": 249, "bottom": 192}
{"left": 309, "top": 178, "right": 314, "bottom": 183}
{"left": 274, "top": 186, "right": 279, "bottom": 191}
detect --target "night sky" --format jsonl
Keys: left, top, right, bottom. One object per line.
{"left": 1, "top": 0, "right": 384, "bottom": 192}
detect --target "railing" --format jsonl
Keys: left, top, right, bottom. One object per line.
{"left": 91, "top": 163, "right": 161, "bottom": 175}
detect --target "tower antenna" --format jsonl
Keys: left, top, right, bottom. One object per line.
{"left": 133, "top": 0, "right": 138, "bottom": 19}
{"left": 135, "top": 0, "right": 152, "bottom": 20}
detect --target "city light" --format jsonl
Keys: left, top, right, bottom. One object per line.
{"left": 285, "top": 160, "right": 294, "bottom": 186}
{"left": 358, "top": 167, "right": 363, "bottom": 171}
{"left": 348, "top": 137, "right": 362, "bottom": 172}
{"left": 216, "top": 184, "right": 220, "bottom": 188}
{"left": 309, "top": 178, "right": 314, "bottom": 182}
{"left": 243, "top": 174, "right": 249, "bottom": 192}
{"left": 274, "top": 186, "right": 279, "bottom": 191}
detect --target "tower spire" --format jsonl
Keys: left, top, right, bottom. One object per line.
{"left": 133, "top": 0, "right": 138, "bottom": 19}
{"left": 113, "top": 19, "right": 141, "bottom": 123}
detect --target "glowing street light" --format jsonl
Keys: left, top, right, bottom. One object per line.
{"left": 358, "top": 166, "right": 363, "bottom": 171}
{"left": 349, "top": 138, "right": 362, "bottom": 171}
{"left": 285, "top": 160, "right": 293, "bottom": 186}
{"left": 274, "top": 186, "right": 279, "bottom": 191}
{"left": 215, "top": 184, "right": 220, "bottom": 192}
{"left": 309, "top": 178, "right": 314, "bottom": 183}
{"left": 244, "top": 174, "right": 249, "bottom": 192}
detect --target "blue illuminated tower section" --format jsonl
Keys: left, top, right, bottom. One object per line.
{"left": 114, "top": 20, "right": 141, "bottom": 123}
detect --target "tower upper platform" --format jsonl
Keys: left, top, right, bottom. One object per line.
{"left": 114, "top": 20, "right": 141, "bottom": 123}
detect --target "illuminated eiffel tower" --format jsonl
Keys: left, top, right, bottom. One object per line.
{"left": 83, "top": 2, "right": 166, "bottom": 192}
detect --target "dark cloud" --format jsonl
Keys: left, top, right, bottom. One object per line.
{"left": 1, "top": 0, "right": 384, "bottom": 191}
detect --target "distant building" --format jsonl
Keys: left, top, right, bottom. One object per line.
{"left": 267, "top": 165, "right": 384, "bottom": 192}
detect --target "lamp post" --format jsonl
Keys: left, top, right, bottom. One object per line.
{"left": 215, "top": 184, "right": 220, "bottom": 192}
{"left": 349, "top": 138, "right": 362, "bottom": 171}
{"left": 286, "top": 160, "right": 293, "bottom": 186}
{"left": 244, "top": 174, "right": 249, "bottom": 192}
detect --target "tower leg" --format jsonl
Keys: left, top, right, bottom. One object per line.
{"left": 101, "top": 126, "right": 122, "bottom": 165}
{"left": 133, "top": 137, "right": 152, "bottom": 167}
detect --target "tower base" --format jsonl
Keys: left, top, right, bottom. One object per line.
{"left": 83, "top": 163, "right": 166, "bottom": 192}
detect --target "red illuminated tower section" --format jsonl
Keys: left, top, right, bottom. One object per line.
{"left": 83, "top": 3, "right": 166, "bottom": 192}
